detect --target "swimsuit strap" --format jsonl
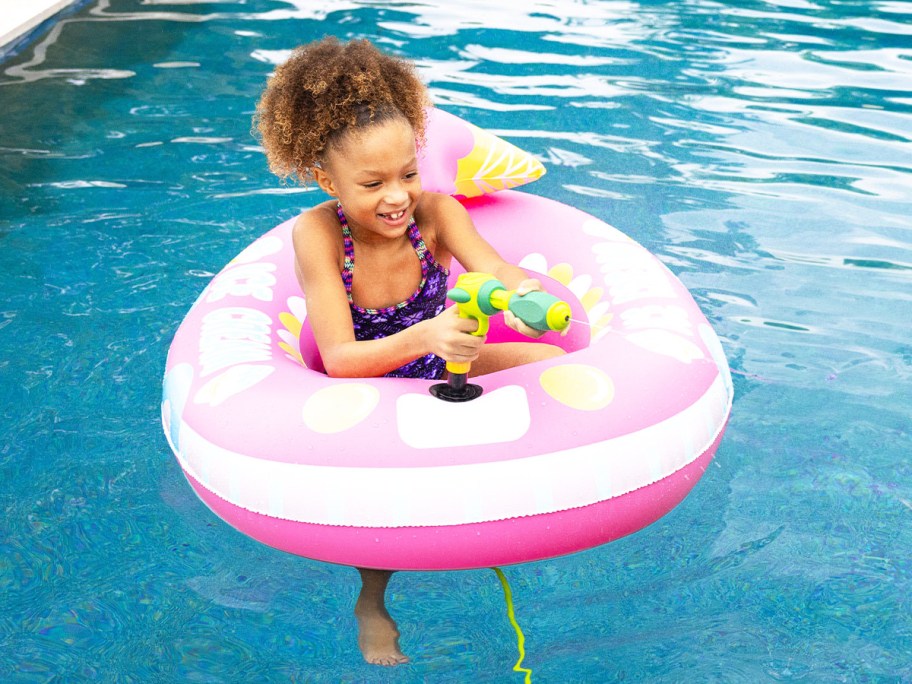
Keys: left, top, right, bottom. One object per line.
{"left": 337, "top": 203, "right": 440, "bottom": 313}
{"left": 337, "top": 203, "right": 356, "bottom": 297}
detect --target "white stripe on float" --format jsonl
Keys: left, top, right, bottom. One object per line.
{"left": 396, "top": 385, "right": 531, "bottom": 449}
{"left": 174, "top": 372, "right": 732, "bottom": 528}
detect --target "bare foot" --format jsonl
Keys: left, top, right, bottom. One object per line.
{"left": 354, "top": 568, "right": 409, "bottom": 666}
{"left": 355, "top": 601, "right": 409, "bottom": 666}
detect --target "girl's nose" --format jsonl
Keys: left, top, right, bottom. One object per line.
{"left": 384, "top": 183, "right": 408, "bottom": 205}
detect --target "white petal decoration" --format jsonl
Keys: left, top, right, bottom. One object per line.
{"left": 518, "top": 252, "right": 549, "bottom": 273}
{"left": 587, "top": 301, "right": 612, "bottom": 323}
{"left": 567, "top": 273, "right": 593, "bottom": 298}
{"left": 286, "top": 295, "right": 307, "bottom": 321}
{"left": 277, "top": 329, "right": 298, "bottom": 348}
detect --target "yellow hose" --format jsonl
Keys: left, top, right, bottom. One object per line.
{"left": 492, "top": 567, "right": 533, "bottom": 684}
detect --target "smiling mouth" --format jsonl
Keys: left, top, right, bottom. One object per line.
{"left": 379, "top": 210, "right": 407, "bottom": 221}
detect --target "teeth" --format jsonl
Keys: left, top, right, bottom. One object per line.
{"left": 383, "top": 211, "right": 405, "bottom": 220}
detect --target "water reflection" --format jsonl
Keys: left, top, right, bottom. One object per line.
{"left": 1, "top": 1, "right": 911, "bottom": 681}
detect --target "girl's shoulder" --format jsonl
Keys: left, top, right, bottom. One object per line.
{"left": 414, "top": 192, "right": 467, "bottom": 234}
{"left": 417, "top": 191, "right": 462, "bottom": 215}
{"left": 414, "top": 192, "right": 470, "bottom": 267}
{"left": 293, "top": 201, "right": 340, "bottom": 241}
{"left": 292, "top": 200, "right": 344, "bottom": 265}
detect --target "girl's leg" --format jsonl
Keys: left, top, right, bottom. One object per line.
{"left": 355, "top": 568, "right": 409, "bottom": 666}
{"left": 469, "top": 341, "right": 564, "bottom": 377}
{"left": 353, "top": 345, "right": 561, "bottom": 666}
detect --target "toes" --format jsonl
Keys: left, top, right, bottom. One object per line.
{"left": 365, "top": 652, "right": 409, "bottom": 666}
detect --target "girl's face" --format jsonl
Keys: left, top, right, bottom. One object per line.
{"left": 315, "top": 116, "right": 422, "bottom": 243}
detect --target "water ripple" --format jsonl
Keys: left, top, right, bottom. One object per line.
{"left": 2, "top": 1, "right": 911, "bottom": 681}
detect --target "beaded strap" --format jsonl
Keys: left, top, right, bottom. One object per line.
{"left": 337, "top": 203, "right": 445, "bottom": 314}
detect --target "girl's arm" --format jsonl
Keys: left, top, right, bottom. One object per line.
{"left": 429, "top": 194, "right": 546, "bottom": 337}
{"left": 430, "top": 193, "right": 538, "bottom": 288}
{"left": 293, "top": 206, "right": 482, "bottom": 378}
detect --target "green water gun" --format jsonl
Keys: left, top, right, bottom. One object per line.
{"left": 429, "top": 272, "right": 571, "bottom": 402}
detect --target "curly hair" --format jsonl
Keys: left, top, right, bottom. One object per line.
{"left": 253, "top": 37, "right": 431, "bottom": 183}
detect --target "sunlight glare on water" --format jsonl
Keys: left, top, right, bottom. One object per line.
{"left": 1, "top": 0, "right": 910, "bottom": 681}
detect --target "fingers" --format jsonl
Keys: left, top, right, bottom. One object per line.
{"left": 441, "top": 332, "right": 485, "bottom": 363}
{"left": 514, "top": 278, "right": 542, "bottom": 297}
{"left": 509, "top": 280, "right": 547, "bottom": 338}
{"left": 429, "top": 307, "right": 486, "bottom": 362}
{"left": 504, "top": 310, "right": 546, "bottom": 339}
{"left": 441, "top": 305, "right": 481, "bottom": 334}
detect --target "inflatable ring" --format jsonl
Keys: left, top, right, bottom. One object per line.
{"left": 162, "top": 109, "right": 733, "bottom": 571}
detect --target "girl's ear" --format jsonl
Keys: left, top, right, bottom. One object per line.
{"left": 312, "top": 166, "right": 337, "bottom": 197}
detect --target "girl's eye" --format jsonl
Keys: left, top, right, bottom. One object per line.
{"left": 362, "top": 182, "right": 382, "bottom": 189}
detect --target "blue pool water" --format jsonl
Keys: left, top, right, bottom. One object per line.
{"left": 2, "top": 1, "right": 910, "bottom": 681}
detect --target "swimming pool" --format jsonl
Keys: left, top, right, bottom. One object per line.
{"left": 1, "top": 0, "right": 910, "bottom": 681}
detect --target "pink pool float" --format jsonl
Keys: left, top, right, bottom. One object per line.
{"left": 161, "top": 108, "right": 733, "bottom": 571}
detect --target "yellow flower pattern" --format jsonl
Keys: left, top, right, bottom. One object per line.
{"left": 277, "top": 296, "right": 307, "bottom": 367}
{"left": 518, "top": 255, "right": 613, "bottom": 342}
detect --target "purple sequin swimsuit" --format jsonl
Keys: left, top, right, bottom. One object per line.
{"left": 337, "top": 203, "right": 449, "bottom": 379}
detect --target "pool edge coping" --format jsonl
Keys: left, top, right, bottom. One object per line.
{"left": 0, "top": 0, "right": 78, "bottom": 54}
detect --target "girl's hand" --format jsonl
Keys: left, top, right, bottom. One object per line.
{"left": 421, "top": 305, "right": 487, "bottom": 363}
{"left": 503, "top": 279, "right": 547, "bottom": 339}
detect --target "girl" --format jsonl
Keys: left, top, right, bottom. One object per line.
{"left": 254, "top": 37, "right": 561, "bottom": 666}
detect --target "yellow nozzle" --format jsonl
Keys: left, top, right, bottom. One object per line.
{"left": 545, "top": 301, "right": 572, "bottom": 332}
